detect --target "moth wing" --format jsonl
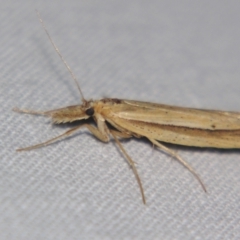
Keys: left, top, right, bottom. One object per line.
{"left": 107, "top": 99, "right": 240, "bottom": 130}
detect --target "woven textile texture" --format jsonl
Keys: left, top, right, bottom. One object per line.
{"left": 1, "top": 1, "right": 240, "bottom": 239}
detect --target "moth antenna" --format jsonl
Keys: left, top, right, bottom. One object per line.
{"left": 35, "top": 10, "right": 86, "bottom": 104}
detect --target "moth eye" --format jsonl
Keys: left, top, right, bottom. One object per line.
{"left": 86, "top": 107, "right": 94, "bottom": 116}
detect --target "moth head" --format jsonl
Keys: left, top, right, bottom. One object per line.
{"left": 45, "top": 104, "right": 94, "bottom": 124}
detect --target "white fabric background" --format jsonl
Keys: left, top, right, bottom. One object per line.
{"left": 1, "top": 1, "right": 240, "bottom": 239}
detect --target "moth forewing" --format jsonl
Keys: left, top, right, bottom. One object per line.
{"left": 114, "top": 100, "right": 240, "bottom": 130}
{"left": 104, "top": 100, "right": 240, "bottom": 149}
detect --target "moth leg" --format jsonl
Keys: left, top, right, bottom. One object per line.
{"left": 17, "top": 124, "right": 109, "bottom": 152}
{"left": 111, "top": 130, "right": 146, "bottom": 205}
{"left": 148, "top": 138, "right": 207, "bottom": 193}
{"left": 13, "top": 107, "right": 47, "bottom": 116}
{"left": 110, "top": 130, "right": 132, "bottom": 139}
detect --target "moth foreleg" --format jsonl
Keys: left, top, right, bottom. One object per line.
{"left": 110, "top": 130, "right": 132, "bottom": 139}
{"left": 148, "top": 138, "right": 207, "bottom": 193}
{"left": 17, "top": 123, "right": 110, "bottom": 152}
{"left": 17, "top": 124, "right": 89, "bottom": 151}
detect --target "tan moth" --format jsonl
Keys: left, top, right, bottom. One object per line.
{"left": 14, "top": 11, "right": 240, "bottom": 204}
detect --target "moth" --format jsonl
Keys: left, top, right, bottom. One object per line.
{"left": 14, "top": 12, "right": 240, "bottom": 204}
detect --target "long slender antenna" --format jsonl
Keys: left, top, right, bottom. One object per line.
{"left": 35, "top": 10, "right": 86, "bottom": 104}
